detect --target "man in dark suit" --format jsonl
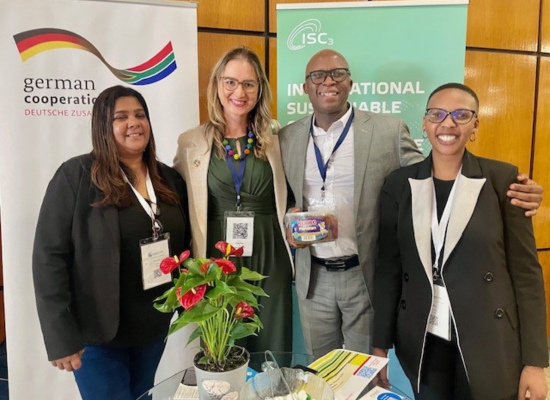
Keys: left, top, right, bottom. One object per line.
{"left": 278, "top": 49, "right": 543, "bottom": 359}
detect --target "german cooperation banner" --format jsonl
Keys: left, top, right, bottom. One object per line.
{"left": 277, "top": 0, "right": 468, "bottom": 155}
{"left": 0, "top": 0, "right": 198, "bottom": 398}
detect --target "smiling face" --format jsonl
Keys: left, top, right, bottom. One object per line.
{"left": 112, "top": 96, "right": 151, "bottom": 160}
{"left": 303, "top": 50, "right": 352, "bottom": 127}
{"left": 423, "top": 88, "right": 479, "bottom": 160}
{"left": 218, "top": 59, "right": 259, "bottom": 123}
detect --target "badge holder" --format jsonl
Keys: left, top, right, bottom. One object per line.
{"left": 140, "top": 232, "right": 171, "bottom": 290}
{"left": 427, "top": 274, "right": 451, "bottom": 341}
{"left": 224, "top": 211, "right": 255, "bottom": 257}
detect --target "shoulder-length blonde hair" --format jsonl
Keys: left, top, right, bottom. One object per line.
{"left": 205, "top": 47, "right": 274, "bottom": 160}
{"left": 90, "top": 85, "right": 179, "bottom": 207}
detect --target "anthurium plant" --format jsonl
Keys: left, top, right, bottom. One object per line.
{"left": 154, "top": 241, "right": 267, "bottom": 372}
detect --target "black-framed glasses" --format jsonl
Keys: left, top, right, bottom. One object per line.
{"left": 220, "top": 77, "right": 260, "bottom": 93}
{"left": 425, "top": 108, "right": 477, "bottom": 124}
{"left": 306, "top": 68, "right": 350, "bottom": 84}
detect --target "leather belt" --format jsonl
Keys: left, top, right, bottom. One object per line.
{"left": 311, "top": 255, "right": 360, "bottom": 271}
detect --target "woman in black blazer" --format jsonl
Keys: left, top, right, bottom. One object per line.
{"left": 32, "top": 86, "right": 190, "bottom": 400}
{"left": 372, "top": 83, "right": 548, "bottom": 400}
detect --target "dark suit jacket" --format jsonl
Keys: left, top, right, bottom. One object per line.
{"left": 373, "top": 150, "right": 548, "bottom": 399}
{"left": 32, "top": 154, "right": 190, "bottom": 361}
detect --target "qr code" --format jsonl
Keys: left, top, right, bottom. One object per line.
{"left": 357, "top": 366, "right": 377, "bottom": 379}
{"left": 154, "top": 269, "right": 162, "bottom": 279}
{"left": 232, "top": 223, "right": 248, "bottom": 239}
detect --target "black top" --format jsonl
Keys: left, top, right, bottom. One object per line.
{"left": 110, "top": 195, "right": 186, "bottom": 347}
{"left": 433, "top": 177, "right": 455, "bottom": 222}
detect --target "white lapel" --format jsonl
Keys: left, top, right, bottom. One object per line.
{"left": 409, "top": 177, "right": 434, "bottom": 283}
{"left": 441, "top": 175, "right": 486, "bottom": 267}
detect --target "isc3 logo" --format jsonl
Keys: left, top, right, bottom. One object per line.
{"left": 287, "top": 19, "right": 334, "bottom": 51}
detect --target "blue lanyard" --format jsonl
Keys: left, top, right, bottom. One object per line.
{"left": 310, "top": 109, "right": 354, "bottom": 191}
{"left": 225, "top": 154, "right": 247, "bottom": 211}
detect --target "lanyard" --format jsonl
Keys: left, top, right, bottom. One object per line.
{"left": 225, "top": 154, "right": 247, "bottom": 211}
{"left": 310, "top": 109, "right": 354, "bottom": 191}
{"left": 430, "top": 169, "right": 461, "bottom": 281}
{"left": 122, "top": 168, "right": 162, "bottom": 238}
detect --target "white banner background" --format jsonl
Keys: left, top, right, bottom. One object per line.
{"left": 0, "top": 0, "right": 199, "bottom": 398}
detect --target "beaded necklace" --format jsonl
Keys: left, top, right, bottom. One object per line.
{"left": 223, "top": 131, "right": 256, "bottom": 160}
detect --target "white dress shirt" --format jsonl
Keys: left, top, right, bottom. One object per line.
{"left": 303, "top": 105, "right": 357, "bottom": 259}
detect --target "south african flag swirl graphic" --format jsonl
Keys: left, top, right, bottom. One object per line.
{"left": 14, "top": 28, "right": 177, "bottom": 85}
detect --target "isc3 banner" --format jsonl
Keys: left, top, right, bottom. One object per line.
{"left": 277, "top": 0, "right": 468, "bottom": 155}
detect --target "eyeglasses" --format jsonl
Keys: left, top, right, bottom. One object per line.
{"left": 220, "top": 77, "right": 260, "bottom": 93}
{"left": 425, "top": 108, "right": 477, "bottom": 124}
{"left": 306, "top": 68, "right": 350, "bottom": 84}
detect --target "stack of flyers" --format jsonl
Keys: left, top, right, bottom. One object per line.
{"left": 359, "top": 386, "right": 407, "bottom": 400}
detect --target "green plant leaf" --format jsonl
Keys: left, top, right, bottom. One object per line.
{"left": 230, "top": 279, "right": 268, "bottom": 297}
{"left": 206, "top": 278, "right": 236, "bottom": 300}
{"left": 187, "top": 326, "right": 203, "bottom": 344}
{"left": 239, "top": 267, "right": 267, "bottom": 281}
{"left": 229, "top": 290, "right": 258, "bottom": 307}
{"left": 230, "top": 322, "right": 260, "bottom": 341}
{"left": 180, "top": 301, "right": 221, "bottom": 323}
{"left": 153, "top": 287, "right": 179, "bottom": 312}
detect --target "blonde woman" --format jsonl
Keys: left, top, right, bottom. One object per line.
{"left": 173, "top": 47, "right": 293, "bottom": 352}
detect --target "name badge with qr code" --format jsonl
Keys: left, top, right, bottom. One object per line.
{"left": 224, "top": 211, "right": 254, "bottom": 257}
{"left": 140, "top": 232, "right": 171, "bottom": 290}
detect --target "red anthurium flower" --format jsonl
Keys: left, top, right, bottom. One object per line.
{"left": 177, "top": 284, "right": 206, "bottom": 310}
{"left": 200, "top": 261, "right": 211, "bottom": 274}
{"left": 214, "top": 241, "right": 244, "bottom": 258}
{"left": 179, "top": 250, "right": 191, "bottom": 263}
{"left": 212, "top": 258, "right": 237, "bottom": 274}
{"left": 234, "top": 302, "right": 254, "bottom": 320}
{"left": 228, "top": 245, "right": 244, "bottom": 257}
{"left": 159, "top": 256, "right": 179, "bottom": 274}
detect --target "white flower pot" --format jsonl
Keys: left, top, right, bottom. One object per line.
{"left": 194, "top": 347, "right": 250, "bottom": 400}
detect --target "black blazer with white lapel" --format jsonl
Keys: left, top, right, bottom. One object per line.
{"left": 32, "top": 154, "right": 190, "bottom": 361}
{"left": 373, "top": 150, "right": 548, "bottom": 399}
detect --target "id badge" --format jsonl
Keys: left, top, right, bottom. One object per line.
{"left": 140, "top": 232, "right": 171, "bottom": 290}
{"left": 224, "top": 211, "right": 254, "bottom": 257}
{"left": 427, "top": 283, "right": 451, "bottom": 341}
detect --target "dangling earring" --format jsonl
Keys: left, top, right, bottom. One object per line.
{"left": 469, "top": 132, "right": 476, "bottom": 142}
{"left": 422, "top": 131, "right": 427, "bottom": 139}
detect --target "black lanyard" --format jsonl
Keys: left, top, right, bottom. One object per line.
{"left": 310, "top": 109, "right": 355, "bottom": 191}
{"left": 225, "top": 155, "right": 247, "bottom": 211}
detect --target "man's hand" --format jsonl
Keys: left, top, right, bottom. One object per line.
{"left": 51, "top": 349, "right": 85, "bottom": 372}
{"left": 517, "top": 365, "right": 547, "bottom": 400}
{"left": 507, "top": 174, "right": 543, "bottom": 217}
{"left": 371, "top": 347, "right": 390, "bottom": 389}
{"left": 286, "top": 208, "right": 310, "bottom": 249}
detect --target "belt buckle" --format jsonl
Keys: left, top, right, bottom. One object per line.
{"left": 324, "top": 259, "right": 346, "bottom": 271}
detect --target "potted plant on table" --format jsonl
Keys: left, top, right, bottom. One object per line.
{"left": 154, "top": 241, "right": 267, "bottom": 400}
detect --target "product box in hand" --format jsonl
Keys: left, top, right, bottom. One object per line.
{"left": 285, "top": 211, "right": 338, "bottom": 244}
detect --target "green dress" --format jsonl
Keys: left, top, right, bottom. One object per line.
{"left": 206, "top": 137, "right": 293, "bottom": 352}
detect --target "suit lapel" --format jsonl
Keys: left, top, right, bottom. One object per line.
{"left": 353, "top": 110, "right": 374, "bottom": 217}
{"left": 409, "top": 158, "right": 434, "bottom": 283}
{"left": 441, "top": 155, "right": 486, "bottom": 268}
{"left": 185, "top": 129, "right": 212, "bottom": 254}
{"left": 92, "top": 187, "right": 120, "bottom": 249}
{"left": 266, "top": 136, "right": 286, "bottom": 226}
{"left": 290, "top": 118, "right": 310, "bottom": 208}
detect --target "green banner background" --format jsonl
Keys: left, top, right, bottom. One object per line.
{"left": 277, "top": 2, "right": 468, "bottom": 155}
